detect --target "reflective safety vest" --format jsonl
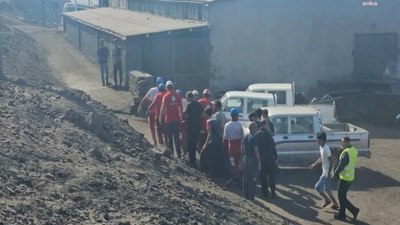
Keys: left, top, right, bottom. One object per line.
{"left": 339, "top": 146, "right": 358, "bottom": 181}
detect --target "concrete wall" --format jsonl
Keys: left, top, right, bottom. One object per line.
{"left": 209, "top": 0, "right": 400, "bottom": 93}
{"left": 63, "top": 17, "right": 79, "bottom": 49}
{"left": 125, "top": 29, "right": 210, "bottom": 91}
{"left": 80, "top": 24, "right": 98, "bottom": 61}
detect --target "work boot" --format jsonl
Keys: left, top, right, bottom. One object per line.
{"left": 352, "top": 208, "right": 360, "bottom": 222}
{"left": 334, "top": 213, "right": 346, "bottom": 221}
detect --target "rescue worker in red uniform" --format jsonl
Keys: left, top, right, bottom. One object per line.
{"left": 147, "top": 83, "right": 167, "bottom": 146}
{"left": 198, "top": 89, "right": 214, "bottom": 151}
{"left": 137, "top": 76, "right": 164, "bottom": 146}
{"left": 223, "top": 108, "right": 244, "bottom": 180}
{"left": 159, "top": 81, "right": 183, "bottom": 157}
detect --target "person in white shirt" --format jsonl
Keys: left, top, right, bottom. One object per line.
{"left": 309, "top": 132, "right": 339, "bottom": 210}
{"left": 223, "top": 108, "right": 244, "bottom": 181}
{"left": 137, "top": 76, "right": 164, "bottom": 146}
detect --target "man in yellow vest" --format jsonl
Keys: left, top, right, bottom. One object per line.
{"left": 333, "top": 137, "right": 360, "bottom": 222}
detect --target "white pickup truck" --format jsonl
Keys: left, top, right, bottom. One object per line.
{"left": 246, "top": 83, "right": 337, "bottom": 124}
{"left": 219, "top": 91, "right": 277, "bottom": 121}
{"left": 264, "top": 107, "right": 370, "bottom": 167}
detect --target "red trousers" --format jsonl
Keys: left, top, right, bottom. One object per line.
{"left": 148, "top": 112, "right": 157, "bottom": 145}
{"left": 227, "top": 139, "right": 242, "bottom": 178}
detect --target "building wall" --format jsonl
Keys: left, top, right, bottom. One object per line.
{"left": 80, "top": 24, "right": 98, "bottom": 61}
{"left": 126, "top": 29, "right": 210, "bottom": 91}
{"left": 63, "top": 17, "right": 80, "bottom": 49}
{"left": 209, "top": 0, "right": 400, "bottom": 93}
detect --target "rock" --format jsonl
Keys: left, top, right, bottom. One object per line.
{"left": 45, "top": 173, "right": 55, "bottom": 180}
{"left": 88, "top": 148, "right": 104, "bottom": 162}
{"left": 118, "top": 222, "right": 131, "bottom": 225}
{"left": 103, "top": 213, "right": 110, "bottom": 221}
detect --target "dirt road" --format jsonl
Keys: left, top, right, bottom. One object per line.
{"left": 16, "top": 23, "right": 400, "bottom": 225}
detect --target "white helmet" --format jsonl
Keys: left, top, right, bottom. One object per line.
{"left": 192, "top": 90, "right": 199, "bottom": 96}
{"left": 203, "top": 89, "right": 211, "bottom": 96}
{"left": 165, "top": 80, "right": 174, "bottom": 88}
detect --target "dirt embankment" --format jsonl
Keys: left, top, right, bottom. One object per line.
{"left": 0, "top": 13, "right": 283, "bottom": 225}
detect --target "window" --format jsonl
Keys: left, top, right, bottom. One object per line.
{"left": 247, "top": 98, "right": 270, "bottom": 113}
{"left": 291, "top": 116, "right": 314, "bottom": 133}
{"left": 268, "top": 91, "right": 287, "bottom": 105}
{"left": 271, "top": 117, "right": 288, "bottom": 134}
{"left": 222, "top": 98, "right": 243, "bottom": 113}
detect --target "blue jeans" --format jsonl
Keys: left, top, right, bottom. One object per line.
{"left": 315, "top": 175, "right": 332, "bottom": 193}
{"left": 100, "top": 63, "right": 109, "bottom": 85}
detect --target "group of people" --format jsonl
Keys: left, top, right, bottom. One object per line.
{"left": 138, "top": 76, "right": 360, "bottom": 222}
{"left": 97, "top": 39, "right": 123, "bottom": 87}
{"left": 137, "top": 77, "right": 279, "bottom": 200}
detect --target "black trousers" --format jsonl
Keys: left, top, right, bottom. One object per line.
{"left": 165, "top": 122, "right": 181, "bottom": 157}
{"left": 338, "top": 179, "right": 358, "bottom": 217}
{"left": 113, "top": 61, "right": 122, "bottom": 86}
{"left": 186, "top": 128, "right": 200, "bottom": 163}
{"left": 261, "top": 162, "right": 276, "bottom": 196}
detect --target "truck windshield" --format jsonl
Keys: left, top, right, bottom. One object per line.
{"left": 290, "top": 116, "right": 314, "bottom": 133}
{"left": 247, "top": 98, "right": 270, "bottom": 112}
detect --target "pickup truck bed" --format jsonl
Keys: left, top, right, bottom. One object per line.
{"left": 323, "top": 123, "right": 371, "bottom": 158}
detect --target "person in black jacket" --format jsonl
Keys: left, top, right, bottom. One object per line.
{"left": 255, "top": 119, "right": 278, "bottom": 199}
{"left": 262, "top": 109, "right": 275, "bottom": 135}
{"left": 184, "top": 92, "right": 203, "bottom": 166}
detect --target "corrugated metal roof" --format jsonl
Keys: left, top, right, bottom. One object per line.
{"left": 63, "top": 8, "right": 209, "bottom": 38}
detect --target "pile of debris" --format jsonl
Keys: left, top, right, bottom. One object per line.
{"left": 0, "top": 82, "right": 283, "bottom": 224}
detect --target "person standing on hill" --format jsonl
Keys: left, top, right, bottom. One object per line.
{"left": 147, "top": 83, "right": 167, "bottom": 146}
{"left": 160, "top": 81, "right": 183, "bottom": 157}
{"left": 242, "top": 122, "right": 261, "bottom": 200}
{"left": 96, "top": 39, "right": 110, "bottom": 86}
{"left": 223, "top": 108, "right": 244, "bottom": 181}
{"left": 184, "top": 92, "right": 203, "bottom": 166}
{"left": 112, "top": 38, "right": 123, "bottom": 88}
{"left": 198, "top": 89, "right": 214, "bottom": 151}
{"left": 138, "top": 76, "right": 164, "bottom": 146}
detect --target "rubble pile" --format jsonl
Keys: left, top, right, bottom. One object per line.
{"left": 0, "top": 82, "right": 282, "bottom": 224}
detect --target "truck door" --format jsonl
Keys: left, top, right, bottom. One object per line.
{"left": 221, "top": 97, "right": 244, "bottom": 121}
{"left": 289, "top": 116, "right": 318, "bottom": 166}
{"left": 270, "top": 116, "right": 290, "bottom": 164}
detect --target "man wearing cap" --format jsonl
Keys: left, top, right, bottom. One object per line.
{"left": 199, "top": 89, "right": 214, "bottom": 151}
{"left": 160, "top": 81, "right": 183, "bottom": 157}
{"left": 223, "top": 108, "right": 244, "bottom": 180}
{"left": 112, "top": 38, "right": 123, "bottom": 87}
{"left": 138, "top": 76, "right": 164, "bottom": 146}
{"left": 96, "top": 39, "right": 110, "bottom": 86}
{"left": 147, "top": 83, "right": 167, "bottom": 146}
{"left": 184, "top": 91, "right": 203, "bottom": 165}
{"left": 333, "top": 137, "right": 360, "bottom": 222}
